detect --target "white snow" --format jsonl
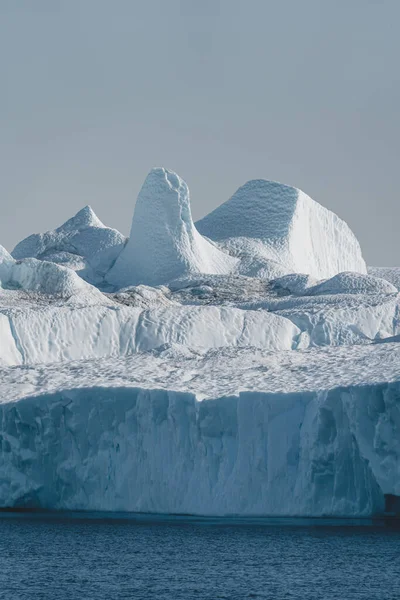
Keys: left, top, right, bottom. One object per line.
{"left": 1, "top": 251, "right": 105, "bottom": 305}
{"left": 307, "top": 271, "right": 397, "bottom": 296}
{"left": 272, "top": 273, "right": 318, "bottom": 295}
{"left": 12, "top": 205, "right": 126, "bottom": 285}
{"left": 107, "top": 168, "right": 238, "bottom": 288}
{"left": 0, "top": 301, "right": 300, "bottom": 366}
{"left": 196, "top": 179, "right": 367, "bottom": 279}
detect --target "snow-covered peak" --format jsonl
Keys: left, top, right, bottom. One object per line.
{"left": 196, "top": 178, "right": 367, "bottom": 279}
{"left": 106, "top": 168, "right": 238, "bottom": 288}
{"left": 12, "top": 206, "right": 126, "bottom": 286}
{"left": 134, "top": 167, "right": 194, "bottom": 239}
{"left": 56, "top": 205, "right": 105, "bottom": 233}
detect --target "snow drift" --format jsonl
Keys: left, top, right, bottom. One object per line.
{"left": 196, "top": 179, "right": 367, "bottom": 279}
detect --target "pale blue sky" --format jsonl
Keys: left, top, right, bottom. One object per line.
{"left": 1, "top": 0, "right": 399, "bottom": 264}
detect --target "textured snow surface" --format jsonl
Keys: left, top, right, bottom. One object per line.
{"left": 196, "top": 179, "right": 367, "bottom": 279}
{"left": 368, "top": 266, "right": 400, "bottom": 291}
{"left": 0, "top": 251, "right": 105, "bottom": 305}
{"left": 0, "top": 275, "right": 397, "bottom": 367}
{"left": 307, "top": 272, "right": 397, "bottom": 296}
{"left": 12, "top": 206, "right": 126, "bottom": 285}
{"left": 107, "top": 168, "right": 238, "bottom": 288}
{"left": 1, "top": 343, "right": 400, "bottom": 515}
{"left": 0, "top": 297, "right": 301, "bottom": 366}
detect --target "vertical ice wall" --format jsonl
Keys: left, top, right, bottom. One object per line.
{"left": 0, "top": 383, "right": 389, "bottom": 516}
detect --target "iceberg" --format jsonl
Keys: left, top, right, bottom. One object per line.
{"left": 1, "top": 343, "right": 400, "bottom": 515}
{"left": 0, "top": 166, "right": 399, "bottom": 517}
{"left": 12, "top": 205, "right": 126, "bottom": 286}
{"left": 107, "top": 168, "right": 238, "bottom": 288}
{"left": 196, "top": 179, "right": 367, "bottom": 279}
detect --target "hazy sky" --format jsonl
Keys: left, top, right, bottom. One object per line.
{"left": 1, "top": 0, "right": 399, "bottom": 265}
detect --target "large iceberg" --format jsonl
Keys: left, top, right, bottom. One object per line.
{"left": 196, "top": 179, "right": 367, "bottom": 279}
{"left": 0, "top": 166, "right": 399, "bottom": 517}
{"left": 1, "top": 343, "right": 400, "bottom": 515}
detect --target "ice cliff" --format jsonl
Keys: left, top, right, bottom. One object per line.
{"left": 1, "top": 343, "right": 400, "bottom": 516}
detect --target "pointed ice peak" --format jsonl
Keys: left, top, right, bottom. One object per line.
{"left": 12, "top": 204, "right": 126, "bottom": 284}
{"left": 56, "top": 205, "right": 105, "bottom": 233}
{"left": 106, "top": 167, "right": 238, "bottom": 288}
{"left": 135, "top": 167, "right": 193, "bottom": 233}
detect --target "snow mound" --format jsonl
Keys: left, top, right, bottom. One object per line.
{"left": 196, "top": 179, "right": 367, "bottom": 279}
{"left": 110, "top": 285, "right": 173, "bottom": 310}
{"left": 12, "top": 205, "right": 126, "bottom": 285}
{"left": 368, "top": 267, "right": 400, "bottom": 291}
{"left": 307, "top": 272, "right": 397, "bottom": 296}
{"left": 0, "top": 253, "right": 105, "bottom": 305}
{"left": 272, "top": 273, "right": 318, "bottom": 295}
{"left": 236, "top": 256, "right": 291, "bottom": 279}
{"left": 106, "top": 168, "right": 238, "bottom": 288}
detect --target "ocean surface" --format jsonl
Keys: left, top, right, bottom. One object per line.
{"left": 0, "top": 512, "right": 399, "bottom": 600}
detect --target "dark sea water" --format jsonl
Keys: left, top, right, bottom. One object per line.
{"left": 0, "top": 512, "right": 399, "bottom": 600}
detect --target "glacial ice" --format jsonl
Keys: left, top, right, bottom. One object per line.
{"left": 307, "top": 271, "right": 397, "bottom": 296}
{"left": 368, "top": 266, "right": 400, "bottom": 291}
{"left": 0, "top": 302, "right": 301, "bottom": 366}
{"left": 196, "top": 179, "right": 367, "bottom": 279}
{"left": 12, "top": 205, "right": 126, "bottom": 286}
{"left": 1, "top": 343, "right": 400, "bottom": 515}
{"left": 106, "top": 168, "right": 238, "bottom": 288}
{"left": 0, "top": 167, "right": 399, "bottom": 517}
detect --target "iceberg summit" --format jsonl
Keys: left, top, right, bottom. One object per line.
{"left": 1, "top": 167, "right": 400, "bottom": 517}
